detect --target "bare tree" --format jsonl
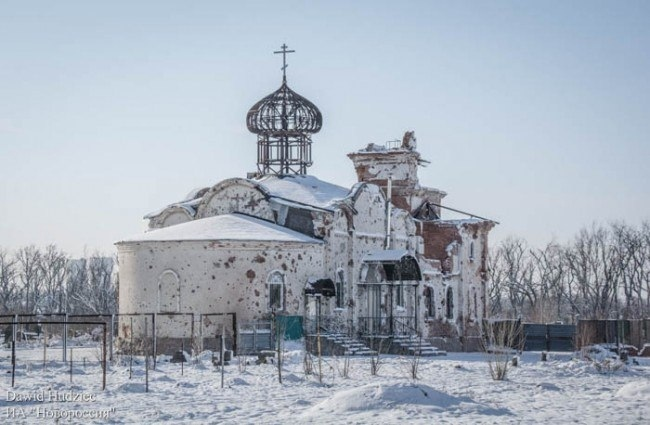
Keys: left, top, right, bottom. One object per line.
{"left": 640, "top": 224, "right": 649, "bottom": 318}
{"left": 488, "top": 222, "right": 649, "bottom": 323}
{"left": 69, "top": 253, "right": 116, "bottom": 314}
{"left": 529, "top": 242, "right": 566, "bottom": 322}
{"left": 565, "top": 224, "right": 621, "bottom": 319}
{"left": 612, "top": 222, "right": 649, "bottom": 319}
{"left": 65, "top": 257, "right": 88, "bottom": 313}
{"left": 0, "top": 248, "right": 19, "bottom": 314}
{"left": 487, "top": 247, "right": 506, "bottom": 317}
{"left": 16, "top": 246, "right": 42, "bottom": 314}
{"left": 488, "top": 238, "right": 533, "bottom": 318}
{"left": 38, "top": 244, "right": 68, "bottom": 313}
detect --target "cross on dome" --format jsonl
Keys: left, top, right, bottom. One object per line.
{"left": 273, "top": 43, "right": 295, "bottom": 82}
{"left": 247, "top": 44, "right": 322, "bottom": 176}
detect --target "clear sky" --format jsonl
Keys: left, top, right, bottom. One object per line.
{"left": 1, "top": 0, "right": 649, "bottom": 257}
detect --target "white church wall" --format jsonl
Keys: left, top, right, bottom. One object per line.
{"left": 117, "top": 239, "right": 324, "bottom": 338}
{"left": 160, "top": 210, "right": 192, "bottom": 228}
{"left": 196, "top": 178, "right": 274, "bottom": 221}
{"left": 147, "top": 207, "right": 193, "bottom": 229}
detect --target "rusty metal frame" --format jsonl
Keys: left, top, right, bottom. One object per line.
{"left": 247, "top": 45, "right": 322, "bottom": 176}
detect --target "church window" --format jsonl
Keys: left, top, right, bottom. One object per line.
{"left": 158, "top": 270, "right": 180, "bottom": 313}
{"left": 424, "top": 286, "right": 435, "bottom": 317}
{"left": 446, "top": 286, "right": 454, "bottom": 319}
{"left": 335, "top": 269, "right": 345, "bottom": 309}
{"left": 268, "top": 271, "right": 285, "bottom": 311}
{"left": 469, "top": 241, "right": 475, "bottom": 261}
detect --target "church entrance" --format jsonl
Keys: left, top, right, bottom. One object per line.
{"left": 358, "top": 250, "right": 422, "bottom": 336}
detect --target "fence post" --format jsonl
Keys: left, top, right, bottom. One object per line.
{"left": 109, "top": 314, "right": 114, "bottom": 362}
{"left": 102, "top": 323, "right": 107, "bottom": 391}
{"left": 221, "top": 325, "right": 225, "bottom": 389}
{"left": 129, "top": 317, "right": 133, "bottom": 380}
{"left": 43, "top": 324, "right": 47, "bottom": 370}
{"left": 153, "top": 313, "right": 157, "bottom": 370}
{"left": 63, "top": 313, "right": 68, "bottom": 363}
{"left": 11, "top": 314, "right": 17, "bottom": 388}
{"left": 191, "top": 313, "right": 195, "bottom": 357}
{"left": 232, "top": 313, "right": 237, "bottom": 354}
{"left": 199, "top": 314, "right": 204, "bottom": 355}
{"left": 144, "top": 317, "right": 148, "bottom": 393}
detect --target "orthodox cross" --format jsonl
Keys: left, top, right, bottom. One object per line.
{"left": 274, "top": 43, "right": 295, "bottom": 82}
{"left": 231, "top": 193, "right": 246, "bottom": 210}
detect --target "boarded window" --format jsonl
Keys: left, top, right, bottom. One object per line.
{"left": 424, "top": 286, "right": 435, "bottom": 317}
{"left": 446, "top": 286, "right": 454, "bottom": 319}
{"left": 158, "top": 270, "right": 180, "bottom": 313}
{"left": 268, "top": 271, "right": 284, "bottom": 311}
{"left": 335, "top": 269, "right": 345, "bottom": 308}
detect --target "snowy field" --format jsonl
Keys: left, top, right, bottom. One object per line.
{"left": 1, "top": 341, "right": 649, "bottom": 424}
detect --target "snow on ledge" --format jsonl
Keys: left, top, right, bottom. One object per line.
{"left": 117, "top": 213, "right": 323, "bottom": 244}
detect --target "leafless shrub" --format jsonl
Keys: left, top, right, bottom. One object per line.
{"left": 334, "top": 352, "right": 351, "bottom": 379}
{"left": 303, "top": 352, "right": 314, "bottom": 376}
{"left": 369, "top": 338, "right": 387, "bottom": 376}
{"left": 405, "top": 336, "right": 422, "bottom": 381}
{"left": 237, "top": 353, "right": 247, "bottom": 373}
{"left": 482, "top": 320, "right": 524, "bottom": 381}
{"left": 591, "top": 358, "right": 625, "bottom": 374}
{"left": 191, "top": 336, "right": 203, "bottom": 363}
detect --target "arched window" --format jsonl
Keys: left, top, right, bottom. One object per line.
{"left": 446, "top": 286, "right": 454, "bottom": 319}
{"left": 268, "top": 271, "right": 285, "bottom": 311}
{"left": 335, "top": 269, "right": 345, "bottom": 309}
{"left": 469, "top": 241, "right": 475, "bottom": 261}
{"left": 424, "top": 286, "right": 435, "bottom": 317}
{"left": 158, "top": 270, "right": 180, "bottom": 313}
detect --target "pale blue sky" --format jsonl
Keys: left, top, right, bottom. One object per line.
{"left": 1, "top": 0, "right": 649, "bottom": 256}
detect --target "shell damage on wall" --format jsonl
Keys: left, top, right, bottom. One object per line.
{"left": 117, "top": 129, "right": 495, "bottom": 350}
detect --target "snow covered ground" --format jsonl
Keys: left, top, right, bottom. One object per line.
{"left": 1, "top": 341, "right": 649, "bottom": 424}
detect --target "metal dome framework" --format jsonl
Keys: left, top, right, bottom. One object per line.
{"left": 246, "top": 44, "right": 322, "bottom": 176}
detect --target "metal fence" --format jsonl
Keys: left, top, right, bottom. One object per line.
{"left": 487, "top": 319, "right": 650, "bottom": 352}
{"left": 577, "top": 319, "right": 650, "bottom": 349}
{"left": 0, "top": 318, "right": 107, "bottom": 389}
{"left": 522, "top": 323, "right": 576, "bottom": 351}
{"left": 237, "top": 321, "right": 273, "bottom": 354}
{"left": 357, "top": 315, "right": 417, "bottom": 337}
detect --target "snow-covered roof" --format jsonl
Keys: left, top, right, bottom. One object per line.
{"left": 143, "top": 187, "right": 209, "bottom": 219}
{"left": 255, "top": 175, "right": 350, "bottom": 210}
{"left": 362, "top": 249, "right": 410, "bottom": 263}
{"left": 145, "top": 175, "right": 351, "bottom": 220}
{"left": 117, "top": 213, "right": 323, "bottom": 244}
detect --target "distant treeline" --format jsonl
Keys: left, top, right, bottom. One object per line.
{"left": 0, "top": 245, "right": 116, "bottom": 315}
{"left": 489, "top": 221, "right": 650, "bottom": 322}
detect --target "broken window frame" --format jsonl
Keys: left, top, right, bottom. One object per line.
{"left": 446, "top": 286, "right": 454, "bottom": 319}
{"left": 335, "top": 269, "right": 345, "bottom": 309}
{"left": 268, "top": 271, "right": 285, "bottom": 311}
{"left": 424, "top": 286, "right": 435, "bottom": 318}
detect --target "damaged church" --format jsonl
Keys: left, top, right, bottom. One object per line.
{"left": 116, "top": 46, "right": 495, "bottom": 353}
